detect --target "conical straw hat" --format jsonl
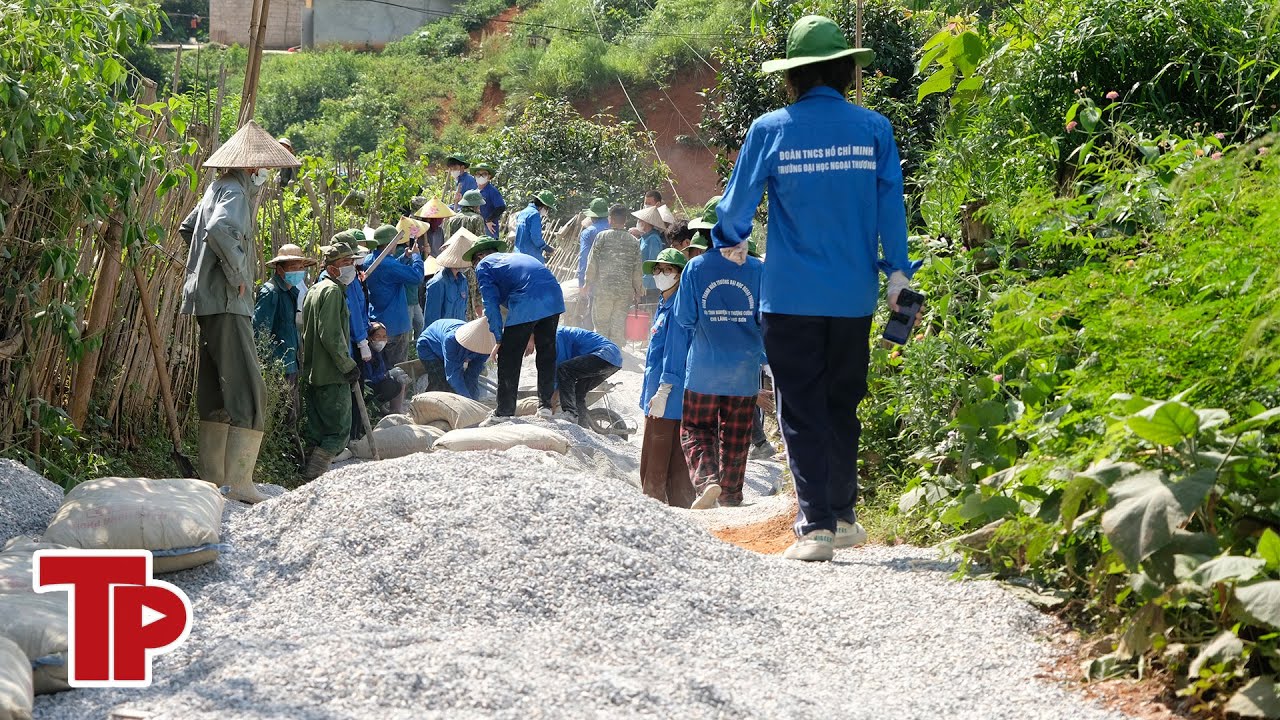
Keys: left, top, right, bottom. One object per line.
{"left": 414, "top": 198, "right": 455, "bottom": 219}
{"left": 456, "top": 317, "right": 496, "bottom": 355}
{"left": 203, "top": 120, "right": 301, "bottom": 169}
{"left": 437, "top": 227, "right": 479, "bottom": 269}
{"left": 631, "top": 205, "right": 667, "bottom": 229}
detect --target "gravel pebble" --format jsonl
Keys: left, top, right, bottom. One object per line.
{"left": 0, "top": 459, "right": 64, "bottom": 544}
{"left": 33, "top": 446, "right": 1128, "bottom": 720}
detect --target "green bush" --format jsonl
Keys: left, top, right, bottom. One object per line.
{"left": 257, "top": 50, "right": 362, "bottom": 135}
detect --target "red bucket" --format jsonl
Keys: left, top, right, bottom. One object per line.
{"left": 625, "top": 307, "right": 652, "bottom": 342}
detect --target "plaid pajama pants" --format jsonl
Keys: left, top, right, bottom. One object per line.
{"left": 680, "top": 390, "right": 755, "bottom": 506}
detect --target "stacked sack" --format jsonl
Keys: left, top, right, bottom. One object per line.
{"left": 0, "top": 537, "right": 68, "bottom": 720}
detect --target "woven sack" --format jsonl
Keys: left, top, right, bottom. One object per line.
{"left": 0, "top": 636, "right": 32, "bottom": 720}
{"left": 410, "top": 392, "right": 489, "bottom": 430}
{"left": 434, "top": 425, "right": 569, "bottom": 454}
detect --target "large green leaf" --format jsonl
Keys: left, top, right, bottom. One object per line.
{"left": 1188, "top": 631, "right": 1244, "bottom": 678}
{"left": 1101, "top": 470, "right": 1215, "bottom": 570}
{"left": 1236, "top": 581, "right": 1280, "bottom": 630}
{"left": 1259, "top": 529, "right": 1280, "bottom": 571}
{"left": 1225, "top": 676, "right": 1280, "bottom": 718}
{"left": 1127, "top": 401, "right": 1201, "bottom": 446}
{"left": 1078, "top": 460, "right": 1141, "bottom": 488}
{"left": 953, "top": 31, "right": 985, "bottom": 75}
{"left": 916, "top": 66, "right": 956, "bottom": 102}
{"left": 1191, "top": 555, "right": 1266, "bottom": 586}
{"left": 1227, "top": 407, "right": 1280, "bottom": 434}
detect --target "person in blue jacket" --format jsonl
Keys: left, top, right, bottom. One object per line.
{"left": 631, "top": 205, "right": 668, "bottom": 302}
{"left": 446, "top": 153, "right": 476, "bottom": 209}
{"left": 710, "top": 15, "right": 919, "bottom": 562}
{"left": 327, "top": 229, "right": 372, "bottom": 365}
{"left": 423, "top": 227, "right": 477, "bottom": 327}
{"left": 361, "top": 224, "right": 424, "bottom": 367}
{"left": 638, "top": 248, "right": 695, "bottom": 508}
{"left": 362, "top": 322, "right": 407, "bottom": 414}
{"left": 471, "top": 161, "right": 506, "bottom": 238}
{"left": 416, "top": 317, "right": 489, "bottom": 400}
{"left": 550, "top": 325, "right": 622, "bottom": 427}
{"left": 512, "top": 190, "right": 557, "bottom": 261}
{"left": 576, "top": 197, "right": 610, "bottom": 286}
{"left": 654, "top": 237, "right": 765, "bottom": 511}
{"left": 466, "top": 238, "right": 566, "bottom": 420}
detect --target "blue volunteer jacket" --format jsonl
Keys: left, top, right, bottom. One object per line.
{"left": 362, "top": 249, "right": 424, "bottom": 336}
{"left": 361, "top": 347, "right": 391, "bottom": 384}
{"left": 417, "top": 318, "right": 487, "bottom": 400}
{"left": 423, "top": 268, "right": 469, "bottom": 327}
{"left": 660, "top": 250, "right": 765, "bottom": 398}
{"left": 639, "top": 229, "right": 664, "bottom": 291}
{"left": 320, "top": 268, "right": 370, "bottom": 350}
{"left": 555, "top": 326, "right": 623, "bottom": 368}
{"left": 477, "top": 184, "right": 506, "bottom": 237}
{"left": 452, "top": 172, "right": 477, "bottom": 210}
{"left": 640, "top": 292, "right": 684, "bottom": 420}
{"left": 711, "top": 86, "right": 916, "bottom": 317}
{"left": 475, "top": 252, "right": 566, "bottom": 344}
{"left": 513, "top": 204, "right": 548, "bottom": 260}
{"left": 576, "top": 218, "right": 610, "bottom": 285}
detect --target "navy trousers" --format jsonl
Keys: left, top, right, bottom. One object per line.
{"left": 762, "top": 313, "right": 872, "bottom": 536}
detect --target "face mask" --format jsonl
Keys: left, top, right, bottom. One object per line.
{"left": 284, "top": 270, "right": 306, "bottom": 287}
{"left": 250, "top": 168, "right": 269, "bottom": 186}
{"left": 337, "top": 265, "right": 357, "bottom": 285}
{"left": 450, "top": 170, "right": 462, "bottom": 179}
{"left": 476, "top": 176, "right": 489, "bottom": 187}
{"left": 539, "top": 208, "right": 549, "bottom": 219}
{"left": 371, "top": 340, "right": 387, "bottom": 352}
{"left": 654, "top": 273, "right": 678, "bottom": 292}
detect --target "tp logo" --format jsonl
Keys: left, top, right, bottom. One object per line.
{"left": 33, "top": 550, "right": 193, "bottom": 688}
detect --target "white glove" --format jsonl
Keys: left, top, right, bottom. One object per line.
{"left": 723, "top": 240, "right": 749, "bottom": 266}
{"left": 357, "top": 339, "right": 372, "bottom": 362}
{"left": 649, "top": 383, "right": 673, "bottom": 418}
{"left": 887, "top": 271, "right": 910, "bottom": 311}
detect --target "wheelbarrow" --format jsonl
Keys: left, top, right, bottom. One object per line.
{"left": 475, "top": 376, "right": 636, "bottom": 440}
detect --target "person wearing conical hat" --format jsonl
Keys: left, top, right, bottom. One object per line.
{"left": 253, "top": 244, "right": 315, "bottom": 422}
{"left": 179, "top": 119, "right": 298, "bottom": 504}
{"left": 414, "top": 197, "right": 455, "bottom": 256}
{"left": 470, "top": 161, "right": 506, "bottom": 239}
{"left": 443, "top": 189, "right": 487, "bottom": 241}
{"left": 583, "top": 204, "right": 643, "bottom": 347}
{"left": 423, "top": 227, "right": 477, "bottom": 328}
{"left": 359, "top": 224, "right": 423, "bottom": 368}
{"left": 639, "top": 248, "right": 695, "bottom": 508}
{"left": 416, "top": 317, "right": 490, "bottom": 399}
{"left": 445, "top": 153, "right": 476, "bottom": 208}
{"left": 710, "top": 15, "right": 919, "bottom": 562}
{"left": 632, "top": 204, "right": 668, "bottom": 303}
{"left": 512, "top": 190, "right": 557, "bottom": 262}
{"left": 300, "top": 241, "right": 363, "bottom": 480}
{"left": 576, "top": 197, "right": 611, "bottom": 287}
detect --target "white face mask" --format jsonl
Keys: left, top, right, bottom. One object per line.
{"left": 371, "top": 340, "right": 387, "bottom": 352}
{"left": 450, "top": 170, "right": 462, "bottom": 180}
{"left": 476, "top": 176, "right": 489, "bottom": 187}
{"left": 250, "top": 168, "right": 270, "bottom": 186}
{"left": 336, "top": 265, "right": 357, "bottom": 285}
{"left": 539, "top": 207, "right": 549, "bottom": 219}
{"left": 654, "top": 273, "right": 678, "bottom": 292}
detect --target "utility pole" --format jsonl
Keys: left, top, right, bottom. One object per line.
{"left": 855, "top": 0, "right": 864, "bottom": 105}
{"left": 238, "top": 0, "right": 272, "bottom": 125}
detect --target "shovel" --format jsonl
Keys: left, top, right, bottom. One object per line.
{"left": 131, "top": 264, "right": 199, "bottom": 478}
{"left": 351, "top": 380, "right": 380, "bottom": 461}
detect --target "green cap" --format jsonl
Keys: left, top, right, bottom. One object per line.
{"left": 332, "top": 229, "right": 365, "bottom": 245}
{"left": 373, "top": 224, "right": 399, "bottom": 246}
{"left": 471, "top": 161, "right": 495, "bottom": 175}
{"left": 687, "top": 195, "right": 722, "bottom": 231}
{"left": 643, "top": 247, "right": 688, "bottom": 275}
{"left": 584, "top": 197, "right": 609, "bottom": 218}
{"left": 761, "top": 15, "right": 875, "bottom": 74}
{"left": 459, "top": 189, "right": 484, "bottom": 208}
{"left": 321, "top": 242, "right": 355, "bottom": 265}
{"left": 535, "top": 190, "right": 557, "bottom": 210}
{"left": 446, "top": 152, "right": 469, "bottom": 166}
{"left": 748, "top": 238, "right": 760, "bottom": 257}
{"left": 686, "top": 231, "right": 710, "bottom": 251}
{"left": 462, "top": 237, "right": 506, "bottom": 262}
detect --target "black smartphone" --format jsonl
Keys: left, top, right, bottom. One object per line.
{"left": 882, "top": 288, "right": 926, "bottom": 346}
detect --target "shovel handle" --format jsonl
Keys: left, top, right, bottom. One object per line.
{"left": 131, "top": 264, "right": 185, "bottom": 452}
{"left": 351, "top": 381, "right": 380, "bottom": 460}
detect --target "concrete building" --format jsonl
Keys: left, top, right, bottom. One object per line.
{"left": 305, "top": 0, "right": 462, "bottom": 49}
{"left": 210, "top": 0, "right": 306, "bottom": 49}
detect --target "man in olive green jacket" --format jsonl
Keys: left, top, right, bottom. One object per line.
{"left": 583, "top": 204, "right": 644, "bottom": 346}
{"left": 300, "top": 242, "right": 362, "bottom": 480}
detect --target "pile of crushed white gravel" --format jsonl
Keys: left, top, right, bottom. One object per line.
{"left": 33, "top": 446, "right": 1128, "bottom": 720}
{"left": 0, "top": 459, "right": 64, "bottom": 543}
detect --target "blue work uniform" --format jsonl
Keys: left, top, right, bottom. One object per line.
{"left": 660, "top": 250, "right": 765, "bottom": 398}
{"left": 252, "top": 278, "right": 301, "bottom": 375}
{"left": 477, "top": 184, "right": 506, "bottom": 238}
{"left": 451, "top": 172, "right": 477, "bottom": 209}
{"left": 555, "top": 326, "right": 623, "bottom": 368}
{"left": 422, "top": 268, "right": 469, "bottom": 327}
{"left": 576, "top": 217, "right": 609, "bottom": 285}
{"left": 639, "top": 228, "right": 664, "bottom": 291}
{"left": 362, "top": 249, "right": 424, "bottom": 337}
{"left": 710, "top": 86, "right": 917, "bottom": 316}
{"left": 320, "top": 269, "right": 370, "bottom": 354}
{"left": 512, "top": 203, "right": 548, "bottom": 260}
{"left": 640, "top": 292, "right": 683, "bottom": 420}
{"left": 416, "top": 318, "right": 487, "bottom": 399}
{"left": 475, "top": 252, "right": 566, "bottom": 344}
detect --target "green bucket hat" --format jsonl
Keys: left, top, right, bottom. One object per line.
{"left": 372, "top": 224, "right": 399, "bottom": 246}
{"left": 535, "top": 190, "right": 557, "bottom": 210}
{"left": 762, "top": 15, "right": 875, "bottom": 74}
{"left": 687, "top": 195, "right": 722, "bottom": 231}
{"left": 321, "top": 242, "right": 355, "bottom": 265}
{"left": 471, "top": 161, "right": 495, "bottom": 175}
{"left": 584, "top": 197, "right": 609, "bottom": 218}
{"left": 445, "top": 152, "right": 469, "bottom": 166}
{"left": 332, "top": 229, "right": 365, "bottom": 246}
{"left": 462, "top": 237, "right": 506, "bottom": 262}
{"left": 459, "top": 189, "right": 484, "bottom": 208}
{"left": 643, "top": 247, "right": 688, "bottom": 275}
{"left": 686, "top": 231, "right": 710, "bottom": 251}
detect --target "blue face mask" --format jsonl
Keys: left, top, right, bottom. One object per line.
{"left": 284, "top": 270, "right": 306, "bottom": 287}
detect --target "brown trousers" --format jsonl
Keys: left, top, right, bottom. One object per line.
{"left": 640, "top": 417, "right": 694, "bottom": 508}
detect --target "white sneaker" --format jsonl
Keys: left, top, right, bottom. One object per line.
{"left": 690, "top": 484, "right": 721, "bottom": 510}
{"left": 480, "top": 414, "right": 513, "bottom": 427}
{"left": 782, "top": 529, "right": 835, "bottom": 562}
{"left": 333, "top": 448, "right": 353, "bottom": 462}
{"left": 536, "top": 407, "right": 553, "bottom": 419}
{"left": 835, "top": 520, "right": 868, "bottom": 549}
